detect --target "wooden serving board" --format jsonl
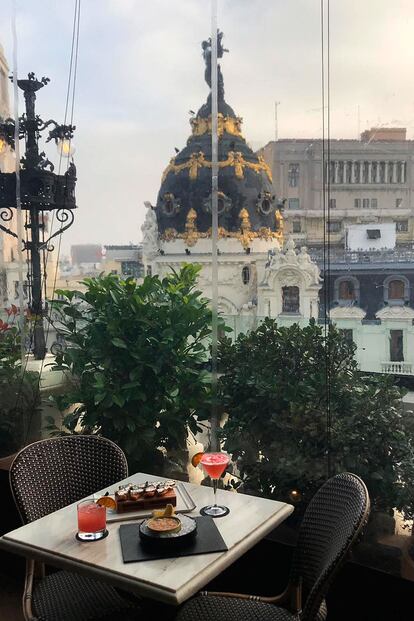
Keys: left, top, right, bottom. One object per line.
{"left": 116, "top": 488, "right": 176, "bottom": 513}
{"left": 96, "top": 481, "right": 197, "bottom": 524}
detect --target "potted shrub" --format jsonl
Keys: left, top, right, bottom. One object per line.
{"left": 219, "top": 318, "right": 414, "bottom": 525}
{"left": 48, "top": 265, "right": 212, "bottom": 475}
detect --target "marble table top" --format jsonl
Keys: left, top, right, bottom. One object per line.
{"left": 0, "top": 472, "right": 294, "bottom": 605}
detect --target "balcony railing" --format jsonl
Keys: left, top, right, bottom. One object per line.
{"left": 381, "top": 361, "right": 413, "bottom": 375}
{"left": 308, "top": 248, "right": 414, "bottom": 265}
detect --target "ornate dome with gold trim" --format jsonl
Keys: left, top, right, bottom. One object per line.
{"left": 155, "top": 31, "right": 283, "bottom": 249}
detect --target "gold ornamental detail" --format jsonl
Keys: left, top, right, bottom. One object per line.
{"left": 238, "top": 208, "right": 252, "bottom": 249}
{"left": 159, "top": 210, "right": 283, "bottom": 249}
{"left": 190, "top": 113, "right": 243, "bottom": 138}
{"left": 162, "top": 227, "right": 178, "bottom": 242}
{"left": 159, "top": 228, "right": 283, "bottom": 245}
{"left": 161, "top": 151, "right": 272, "bottom": 184}
{"left": 184, "top": 208, "right": 198, "bottom": 247}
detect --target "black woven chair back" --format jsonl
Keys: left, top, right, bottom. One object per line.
{"left": 291, "top": 472, "right": 370, "bottom": 621}
{"left": 10, "top": 435, "right": 128, "bottom": 524}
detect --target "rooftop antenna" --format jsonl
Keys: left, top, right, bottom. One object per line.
{"left": 274, "top": 100, "right": 280, "bottom": 142}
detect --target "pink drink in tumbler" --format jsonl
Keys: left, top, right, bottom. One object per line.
{"left": 77, "top": 500, "right": 106, "bottom": 541}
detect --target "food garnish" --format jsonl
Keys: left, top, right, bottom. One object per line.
{"left": 96, "top": 496, "right": 116, "bottom": 510}
{"left": 191, "top": 452, "right": 204, "bottom": 467}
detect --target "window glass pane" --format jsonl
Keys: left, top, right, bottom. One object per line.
{"left": 339, "top": 280, "right": 355, "bottom": 300}
{"left": 288, "top": 198, "right": 300, "bottom": 209}
{"left": 282, "top": 286, "right": 300, "bottom": 313}
{"left": 288, "top": 163, "right": 299, "bottom": 187}
{"left": 389, "top": 280, "right": 405, "bottom": 299}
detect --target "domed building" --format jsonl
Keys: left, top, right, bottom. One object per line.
{"left": 142, "top": 33, "right": 321, "bottom": 322}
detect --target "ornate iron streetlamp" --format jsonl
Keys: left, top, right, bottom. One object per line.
{"left": 0, "top": 73, "right": 77, "bottom": 359}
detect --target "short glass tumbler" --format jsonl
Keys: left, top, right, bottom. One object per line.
{"left": 77, "top": 499, "right": 107, "bottom": 541}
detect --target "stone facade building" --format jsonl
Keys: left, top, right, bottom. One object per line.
{"left": 259, "top": 131, "right": 414, "bottom": 248}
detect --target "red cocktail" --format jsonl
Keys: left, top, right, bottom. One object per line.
{"left": 200, "top": 452, "right": 230, "bottom": 518}
{"left": 77, "top": 499, "right": 107, "bottom": 541}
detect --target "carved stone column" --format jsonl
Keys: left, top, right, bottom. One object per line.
{"left": 358, "top": 161, "right": 363, "bottom": 183}
{"left": 334, "top": 160, "right": 339, "bottom": 184}
{"left": 351, "top": 160, "right": 356, "bottom": 183}
{"left": 392, "top": 161, "right": 397, "bottom": 183}
{"left": 402, "top": 161, "right": 407, "bottom": 183}
{"left": 384, "top": 161, "right": 389, "bottom": 184}
{"left": 368, "top": 161, "right": 372, "bottom": 184}
{"left": 376, "top": 161, "right": 380, "bottom": 183}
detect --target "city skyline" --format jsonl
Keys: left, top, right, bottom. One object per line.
{"left": 1, "top": 0, "right": 414, "bottom": 252}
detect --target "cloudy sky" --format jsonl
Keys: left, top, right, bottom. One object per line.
{"left": 1, "top": 0, "right": 414, "bottom": 253}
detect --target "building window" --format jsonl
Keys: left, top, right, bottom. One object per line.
{"left": 292, "top": 219, "right": 301, "bottom": 233}
{"left": 242, "top": 266, "right": 250, "bottom": 285}
{"left": 338, "top": 280, "right": 356, "bottom": 300}
{"left": 371, "top": 198, "right": 378, "bottom": 209}
{"left": 327, "top": 220, "right": 341, "bottom": 233}
{"left": 396, "top": 198, "right": 403, "bottom": 208}
{"left": 258, "top": 192, "right": 274, "bottom": 215}
{"left": 288, "top": 198, "right": 300, "bottom": 210}
{"left": 362, "top": 198, "right": 370, "bottom": 209}
{"left": 396, "top": 220, "right": 408, "bottom": 232}
{"left": 354, "top": 198, "right": 361, "bottom": 209}
{"left": 335, "top": 276, "right": 360, "bottom": 305}
{"left": 367, "top": 228, "right": 381, "bottom": 239}
{"left": 383, "top": 275, "right": 409, "bottom": 305}
{"left": 390, "top": 329, "right": 404, "bottom": 362}
{"left": 388, "top": 279, "right": 405, "bottom": 300}
{"left": 121, "top": 261, "right": 143, "bottom": 278}
{"left": 282, "top": 286, "right": 300, "bottom": 313}
{"left": 328, "top": 198, "right": 336, "bottom": 209}
{"left": 288, "top": 163, "right": 299, "bottom": 187}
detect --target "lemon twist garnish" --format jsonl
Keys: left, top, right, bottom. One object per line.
{"left": 152, "top": 503, "right": 175, "bottom": 518}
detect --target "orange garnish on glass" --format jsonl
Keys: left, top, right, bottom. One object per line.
{"left": 96, "top": 496, "right": 116, "bottom": 510}
{"left": 191, "top": 452, "right": 204, "bottom": 467}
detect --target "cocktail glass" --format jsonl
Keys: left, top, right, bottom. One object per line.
{"left": 200, "top": 452, "right": 230, "bottom": 518}
{"left": 77, "top": 499, "right": 107, "bottom": 541}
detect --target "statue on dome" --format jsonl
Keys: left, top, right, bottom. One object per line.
{"left": 201, "top": 30, "right": 228, "bottom": 100}
{"left": 141, "top": 201, "right": 159, "bottom": 257}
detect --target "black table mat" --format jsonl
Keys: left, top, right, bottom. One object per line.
{"left": 119, "top": 516, "right": 228, "bottom": 563}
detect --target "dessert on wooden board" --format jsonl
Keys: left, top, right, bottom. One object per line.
{"left": 114, "top": 480, "right": 177, "bottom": 513}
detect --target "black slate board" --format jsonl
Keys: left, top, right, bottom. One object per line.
{"left": 119, "top": 516, "right": 228, "bottom": 563}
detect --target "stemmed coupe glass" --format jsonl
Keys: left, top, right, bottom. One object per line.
{"left": 199, "top": 452, "right": 230, "bottom": 518}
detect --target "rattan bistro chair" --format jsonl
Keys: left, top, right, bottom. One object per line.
{"left": 9, "top": 435, "right": 141, "bottom": 621}
{"left": 176, "top": 472, "right": 370, "bottom": 621}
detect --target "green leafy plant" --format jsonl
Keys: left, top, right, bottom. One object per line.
{"left": 219, "top": 318, "right": 414, "bottom": 521}
{"left": 0, "top": 310, "right": 41, "bottom": 458}
{"left": 49, "top": 265, "right": 212, "bottom": 473}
